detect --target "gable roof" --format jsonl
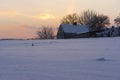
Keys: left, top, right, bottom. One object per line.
{"left": 60, "top": 24, "right": 90, "bottom": 34}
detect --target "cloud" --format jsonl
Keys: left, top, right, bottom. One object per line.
{"left": 0, "top": 11, "right": 56, "bottom": 20}
{"left": 0, "top": 11, "right": 25, "bottom": 17}
{"left": 19, "top": 24, "right": 38, "bottom": 30}
{"left": 31, "top": 13, "right": 56, "bottom": 20}
{"left": 0, "top": 24, "right": 37, "bottom": 38}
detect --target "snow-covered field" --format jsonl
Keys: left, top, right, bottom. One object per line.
{"left": 0, "top": 37, "right": 120, "bottom": 80}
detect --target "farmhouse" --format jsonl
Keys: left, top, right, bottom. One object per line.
{"left": 57, "top": 24, "right": 98, "bottom": 39}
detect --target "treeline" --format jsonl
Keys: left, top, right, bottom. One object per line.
{"left": 36, "top": 10, "right": 120, "bottom": 39}
{"left": 61, "top": 10, "right": 110, "bottom": 31}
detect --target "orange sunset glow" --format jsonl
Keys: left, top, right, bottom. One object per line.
{"left": 0, "top": 0, "right": 120, "bottom": 39}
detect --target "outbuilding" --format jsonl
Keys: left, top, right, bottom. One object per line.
{"left": 57, "top": 24, "right": 97, "bottom": 39}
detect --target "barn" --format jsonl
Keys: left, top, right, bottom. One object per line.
{"left": 57, "top": 24, "right": 97, "bottom": 39}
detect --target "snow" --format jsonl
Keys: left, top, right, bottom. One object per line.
{"left": 61, "top": 24, "right": 89, "bottom": 34}
{"left": 0, "top": 37, "right": 120, "bottom": 80}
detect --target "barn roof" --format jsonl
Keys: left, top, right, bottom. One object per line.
{"left": 60, "top": 24, "right": 90, "bottom": 34}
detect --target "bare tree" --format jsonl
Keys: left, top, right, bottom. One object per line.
{"left": 61, "top": 10, "right": 109, "bottom": 31}
{"left": 78, "top": 10, "right": 97, "bottom": 25}
{"left": 114, "top": 14, "right": 120, "bottom": 26}
{"left": 89, "top": 14, "right": 109, "bottom": 31}
{"left": 61, "top": 13, "right": 78, "bottom": 24}
{"left": 37, "top": 26, "right": 55, "bottom": 39}
{"left": 78, "top": 10, "right": 109, "bottom": 31}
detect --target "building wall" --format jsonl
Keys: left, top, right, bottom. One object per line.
{"left": 57, "top": 26, "right": 65, "bottom": 39}
{"left": 72, "top": 33, "right": 90, "bottom": 38}
{"left": 64, "top": 33, "right": 75, "bottom": 39}
{"left": 61, "top": 33, "right": 92, "bottom": 39}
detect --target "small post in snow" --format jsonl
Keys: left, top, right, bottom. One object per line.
{"left": 32, "top": 43, "right": 34, "bottom": 46}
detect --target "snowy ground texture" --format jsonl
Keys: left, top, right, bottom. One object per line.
{"left": 0, "top": 37, "right": 120, "bottom": 80}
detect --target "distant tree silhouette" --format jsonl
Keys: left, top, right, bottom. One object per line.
{"left": 61, "top": 10, "right": 109, "bottom": 31}
{"left": 78, "top": 10, "right": 97, "bottom": 25}
{"left": 61, "top": 13, "right": 78, "bottom": 24}
{"left": 114, "top": 14, "right": 120, "bottom": 26}
{"left": 37, "top": 26, "right": 55, "bottom": 39}
{"left": 78, "top": 10, "right": 109, "bottom": 31}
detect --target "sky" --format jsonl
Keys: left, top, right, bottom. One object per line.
{"left": 0, "top": 0, "right": 120, "bottom": 39}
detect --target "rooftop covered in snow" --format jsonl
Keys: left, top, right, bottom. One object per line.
{"left": 60, "top": 24, "right": 90, "bottom": 34}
